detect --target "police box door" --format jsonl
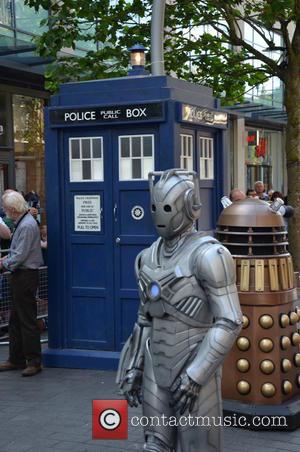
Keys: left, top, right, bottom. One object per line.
{"left": 64, "top": 128, "right": 157, "bottom": 351}
{"left": 180, "top": 128, "right": 217, "bottom": 231}
{"left": 112, "top": 128, "right": 157, "bottom": 350}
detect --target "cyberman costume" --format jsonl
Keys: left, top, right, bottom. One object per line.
{"left": 117, "top": 169, "right": 242, "bottom": 452}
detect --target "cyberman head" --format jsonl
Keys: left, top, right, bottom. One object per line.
{"left": 148, "top": 169, "right": 202, "bottom": 240}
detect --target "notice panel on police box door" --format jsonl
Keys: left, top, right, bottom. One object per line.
{"left": 74, "top": 195, "right": 101, "bottom": 232}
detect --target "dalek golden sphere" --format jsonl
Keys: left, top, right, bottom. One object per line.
{"left": 242, "top": 315, "right": 250, "bottom": 329}
{"left": 297, "top": 375, "right": 300, "bottom": 387}
{"left": 280, "top": 314, "right": 290, "bottom": 328}
{"left": 281, "top": 359, "right": 292, "bottom": 373}
{"left": 290, "top": 312, "right": 298, "bottom": 325}
{"left": 281, "top": 336, "right": 291, "bottom": 350}
{"left": 259, "top": 315, "right": 274, "bottom": 329}
{"left": 292, "top": 332, "right": 300, "bottom": 346}
{"left": 237, "top": 337, "right": 250, "bottom": 351}
{"left": 237, "top": 380, "right": 251, "bottom": 395}
{"left": 261, "top": 383, "right": 276, "bottom": 398}
{"left": 294, "top": 353, "right": 300, "bottom": 367}
{"left": 282, "top": 380, "right": 293, "bottom": 394}
{"left": 260, "top": 360, "right": 275, "bottom": 374}
{"left": 259, "top": 338, "right": 274, "bottom": 353}
{"left": 296, "top": 307, "right": 300, "bottom": 318}
{"left": 237, "top": 359, "right": 250, "bottom": 373}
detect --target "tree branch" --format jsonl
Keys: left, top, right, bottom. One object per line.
{"left": 217, "top": 3, "right": 280, "bottom": 76}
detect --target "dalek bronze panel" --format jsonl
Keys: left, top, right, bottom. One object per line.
{"left": 217, "top": 198, "right": 300, "bottom": 405}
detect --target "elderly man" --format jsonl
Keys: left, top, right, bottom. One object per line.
{"left": 0, "top": 191, "right": 43, "bottom": 377}
{"left": 254, "top": 180, "right": 269, "bottom": 200}
{"left": 229, "top": 188, "right": 246, "bottom": 202}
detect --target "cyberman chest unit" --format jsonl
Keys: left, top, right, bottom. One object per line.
{"left": 216, "top": 198, "right": 300, "bottom": 428}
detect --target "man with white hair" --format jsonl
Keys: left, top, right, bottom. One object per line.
{"left": 0, "top": 191, "right": 43, "bottom": 377}
{"left": 254, "top": 180, "right": 269, "bottom": 200}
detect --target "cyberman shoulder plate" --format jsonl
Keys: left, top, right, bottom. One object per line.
{"left": 196, "top": 242, "right": 236, "bottom": 288}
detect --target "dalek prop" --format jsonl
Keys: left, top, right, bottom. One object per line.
{"left": 216, "top": 198, "right": 300, "bottom": 429}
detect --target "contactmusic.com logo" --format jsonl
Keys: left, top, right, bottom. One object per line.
{"left": 92, "top": 400, "right": 128, "bottom": 440}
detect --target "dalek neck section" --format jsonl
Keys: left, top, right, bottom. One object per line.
{"left": 216, "top": 198, "right": 295, "bottom": 294}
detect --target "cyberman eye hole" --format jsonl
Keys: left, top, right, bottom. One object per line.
{"left": 151, "top": 204, "right": 156, "bottom": 212}
{"left": 163, "top": 204, "right": 172, "bottom": 212}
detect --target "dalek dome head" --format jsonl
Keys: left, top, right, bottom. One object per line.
{"left": 218, "top": 198, "right": 284, "bottom": 229}
{"left": 216, "top": 198, "right": 288, "bottom": 258}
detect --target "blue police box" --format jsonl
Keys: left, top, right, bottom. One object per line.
{"left": 43, "top": 75, "right": 228, "bottom": 369}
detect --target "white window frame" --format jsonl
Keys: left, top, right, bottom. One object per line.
{"left": 199, "top": 137, "right": 214, "bottom": 180}
{"left": 119, "top": 134, "right": 154, "bottom": 181}
{"left": 180, "top": 134, "right": 194, "bottom": 171}
{"left": 69, "top": 136, "right": 104, "bottom": 182}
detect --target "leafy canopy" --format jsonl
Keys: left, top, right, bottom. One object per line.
{"left": 24, "top": 0, "right": 300, "bottom": 102}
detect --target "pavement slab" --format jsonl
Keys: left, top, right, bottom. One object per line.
{"left": 0, "top": 344, "right": 299, "bottom": 452}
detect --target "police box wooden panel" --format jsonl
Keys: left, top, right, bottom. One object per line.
{"left": 44, "top": 76, "right": 227, "bottom": 366}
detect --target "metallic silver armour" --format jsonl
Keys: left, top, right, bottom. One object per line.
{"left": 117, "top": 169, "right": 243, "bottom": 452}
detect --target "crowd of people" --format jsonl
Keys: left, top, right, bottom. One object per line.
{"left": 226, "top": 180, "right": 294, "bottom": 228}
{"left": 0, "top": 189, "right": 47, "bottom": 377}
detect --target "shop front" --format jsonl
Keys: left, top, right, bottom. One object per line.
{"left": 0, "top": 86, "right": 48, "bottom": 220}
{"left": 245, "top": 126, "right": 284, "bottom": 193}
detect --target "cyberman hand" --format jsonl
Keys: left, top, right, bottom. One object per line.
{"left": 120, "top": 368, "right": 143, "bottom": 407}
{"left": 170, "top": 372, "right": 201, "bottom": 415}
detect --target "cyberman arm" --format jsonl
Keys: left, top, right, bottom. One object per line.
{"left": 171, "top": 243, "right": 243, "bottom": 414}
{"left": 116, "top": 250, "right": 152, "bottom": 407}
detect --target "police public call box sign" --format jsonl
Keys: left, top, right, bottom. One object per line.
{"left": 50, "top": 102, "right": 165, "bottom": 126}
{"left": 74, "top": 195, "right": 101, "bottom": 232}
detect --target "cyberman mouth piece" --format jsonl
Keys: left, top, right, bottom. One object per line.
{"left": 157, "top": 225, "right": 166, "bottom": 228}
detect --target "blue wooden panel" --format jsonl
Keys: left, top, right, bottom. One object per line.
{"left": 198, "top": 188, "right": 214, "bottom": 231}
{"left": 71, "top": 244, "right": 107, "bottom": 288}
{"left": 119, "top": 188, "right": 156, "bottom": 236}
{"left": 69, "top": 296, "right": 113, "bottom": 349}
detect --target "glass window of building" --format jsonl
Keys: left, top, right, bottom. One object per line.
{"left": 119, "top": 135, "right": 154, "bottom": 180}
{"left": 0, "top": 0, "right": 13, "bottom": 27}
{"left": 245, "top": 128, "right": 283, "bottom": 191}
{"left": 13, "top": 94, "right": 45, "bottom": 217}
{"left": 244, "top": 23, "right": 283, "bottom": 107}
{"left": 15, "top": 0, "right": 48, "bottom": 35}
{"left": 69, "top": 137, "right": 104, "bottom": 182}
{"left": 0, "top": 92, "right": 11, "bottom": 147}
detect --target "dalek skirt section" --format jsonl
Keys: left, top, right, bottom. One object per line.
{"left": 216, "top": 198, "right": 300, "bottom": 406}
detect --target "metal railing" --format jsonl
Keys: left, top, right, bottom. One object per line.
{"left": 0, "top": 266, "right": 48, "bottom": 343}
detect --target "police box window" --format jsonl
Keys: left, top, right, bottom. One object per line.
{"left": 180, "top": 134, "right": 194, "bottom": 171}
{"left": 199, "top": 137, "right": 214, "bottom": 180}
{"left": 119, "top": 134, "right": 154, "bottom": 180}
{"left": 69, "top": 137, "right": 103, "bottom": 182}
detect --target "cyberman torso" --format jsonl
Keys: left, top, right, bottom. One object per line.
{"left": 138, "top": 231, "right": 218, "bottom": 388}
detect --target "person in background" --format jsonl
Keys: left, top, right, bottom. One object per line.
{"left": 268, "top": 189, "right": 275, "bottom": 199}
{"left": 270, "top": 191, "right": 294, "bottom": 229}
{"left": 254, "top": 180, "right": 269, "bottom": 200}
{"left": 246, "top": 189, "right": 258, "bottom": 198}
{"left": 229, "top": 188, "right": 246, "bottom": 202}
{"left": 40, "top": 224, "right": 47, "bottom": 265}
{"left": 1, "top": 190, "right": 20, "bottom": 256}
{"left": 0, "top": 191, "right": 43, "bottom": 377}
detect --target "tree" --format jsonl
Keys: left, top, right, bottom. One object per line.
{"left": 26, "top": 0, "right": 300, "bottom": 268}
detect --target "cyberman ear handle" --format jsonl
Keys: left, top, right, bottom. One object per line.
{"left": 148, "top": 169, "right": 202, "bottom": 215}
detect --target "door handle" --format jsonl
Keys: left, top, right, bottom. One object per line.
{"left": 113, "top": 203, "right": 118, "bottom": 222}
{"left": 116, "top": 237, "right": 121, "bottom": 244}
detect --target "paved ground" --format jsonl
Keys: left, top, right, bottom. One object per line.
{"left": 0, "top": 344, "right": 300, "bottom": 452}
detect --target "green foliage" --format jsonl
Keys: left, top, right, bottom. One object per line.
{"left": 23, "top": 0, "right": 300, "bottom": 104}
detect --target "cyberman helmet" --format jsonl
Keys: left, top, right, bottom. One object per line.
{"left": 148, "top": 169, "right": 202, "bottom": 240}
